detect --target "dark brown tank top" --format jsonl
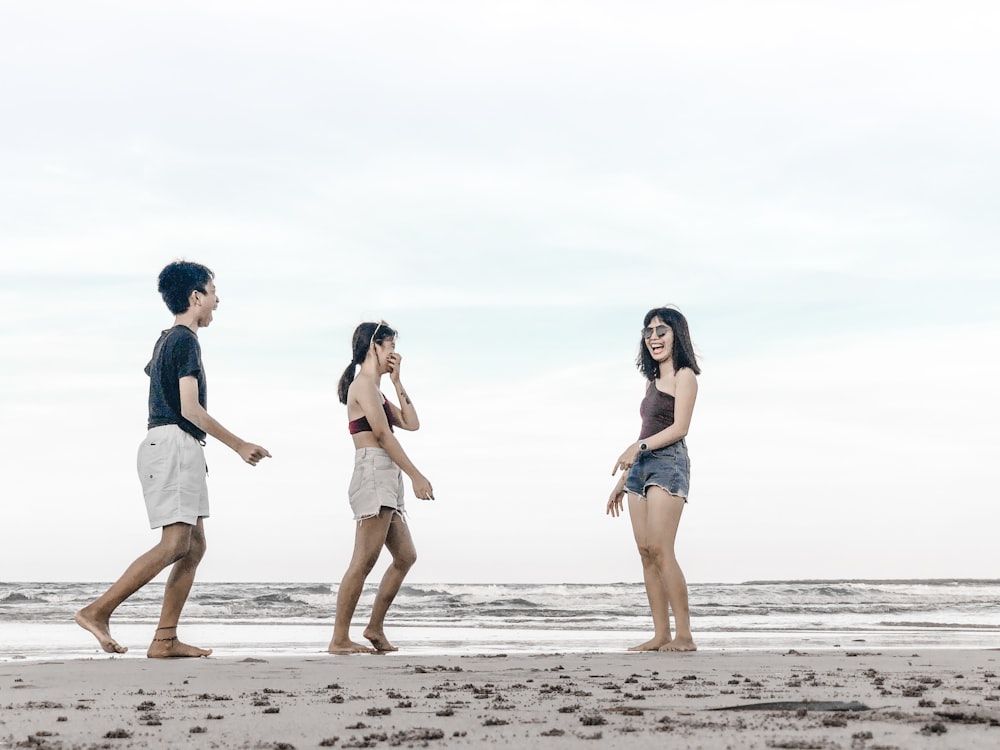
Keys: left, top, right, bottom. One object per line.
{"left": 639, "top": 383, "right": 675, "bottom": 440}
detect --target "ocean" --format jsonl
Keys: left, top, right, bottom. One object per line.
{"left": 2, "top": 580, "right": 998, "bottom": 660}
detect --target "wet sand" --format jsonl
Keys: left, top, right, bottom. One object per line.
{"left": 2, "top": 649, "right": 999, "bottom": 748}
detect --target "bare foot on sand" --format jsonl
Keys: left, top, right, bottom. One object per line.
{"left": 146, "top": 628, "right": 212, "bottom": 658}
{"left": 75, "top": 608, "right": 127, "bottom": 654}
{"left": 328, "top": 639, "right": 376, "bottom": 655}
{"left": 658, "top": 638, "right": 697, "bottom": 652}
{"left": 147, "top": 639, "right": 212, "bottom": 658}
{"left": 363, "top": 628, "right": 398, "bottom": 652}
{"left": 628, "top": 637, "right": 669, "bottom": 652}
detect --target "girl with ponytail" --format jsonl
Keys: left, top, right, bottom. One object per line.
{"left": 329, "top": 321, "right": 434, "bottom": 654}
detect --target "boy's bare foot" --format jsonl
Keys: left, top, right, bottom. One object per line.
{"left": 75, "top": 608, "right": 127, "bottom": 654}
{"left": 658, "top": 637, "right": 697, "bottom": 652}
{"left": 628, "top": 636, "right": 669, "bottom": 652}
{"left": 363, "top": 628, "right": 398, "bottom": 652}
{"left": 146, "top": 627, "right": 212, "bottom": 658}
{"left": 328, "top": 639, "right": 376, "bottom": 654}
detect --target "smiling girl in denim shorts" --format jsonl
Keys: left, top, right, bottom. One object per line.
{"left": 607, "top": 306, "right": 700, "bottom": 652}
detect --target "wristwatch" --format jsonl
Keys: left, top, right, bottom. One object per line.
{"left": 638, "top": 442, "right": 648, "bottom": 452}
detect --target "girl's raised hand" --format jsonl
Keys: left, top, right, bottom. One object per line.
{"left": 388, "top": 353, "right": 402, "bottom": 384}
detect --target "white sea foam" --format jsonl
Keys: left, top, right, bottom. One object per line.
{"left": 3, "top": 580, "right": 999, "bottom": 660}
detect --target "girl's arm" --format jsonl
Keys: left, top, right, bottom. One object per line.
{"left": 385, "top": 352, "right": 420, "bottom": 431}
{"left": 606, "top": 473, "right": 627, "bottom": 517}
{"left": 612, "top": 368, "right": 698, "bottom": 475}
{"left": 636, "top": 368, "right": 698, "bottom": 451}
{"left": 358, "top": 379, "right": 434, "bottom": 500}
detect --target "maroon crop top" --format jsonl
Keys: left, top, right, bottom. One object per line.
{"left": 348, "top": 397, "right": 396, "bottom": 435}
{"left": 638, "top": 383, "right": 675, "bottom": 440}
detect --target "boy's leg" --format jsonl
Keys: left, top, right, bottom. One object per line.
{"left": 147, "top": 517, "right": 212, "bottom": 658}
{"left": 75, "top": 523, "right": 195, "bottom": 654}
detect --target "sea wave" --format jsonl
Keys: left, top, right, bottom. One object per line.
{"left": 878, "top": 620, "right": 1000, "bottom": 630}
{"left": 0, "top": 592, "right": 40, "bottom": 604}
{"left": 3, "top": 581, "right": 1000, "bottom": 637}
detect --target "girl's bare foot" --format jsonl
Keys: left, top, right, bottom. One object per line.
{"left": 146, "top": 627, "right": 212, "bottom": 658}
{"left": 75, "top": 608, "right": 127, "bottom": 654}
{"left": 658, "top": 637, "right": 697, "bottom": 652}
{"left": 628, "top": 636, "right": 669, "bottom": 652}
{"left": 328, "top": 639, "right": 376, "bottom": 654}
{"left": 363, "top": 628, "right": 398, "bottom": 652}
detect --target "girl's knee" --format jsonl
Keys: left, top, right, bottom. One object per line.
{"left": 395, "top": 549, "right": 417, "bottom": 570}
{"left": 637, "top": 544, "right": 675, "bottom": 567}
{"left": 352, "top": 551, "right": 382, "bottom": 576}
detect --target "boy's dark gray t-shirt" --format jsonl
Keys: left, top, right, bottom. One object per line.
{"left": 145, "top": 325, "right": 207, "bottom": 441}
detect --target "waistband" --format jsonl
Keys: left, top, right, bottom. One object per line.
{"left": 147, "top": 424, "right": 207, "bottom": 447}
{"left": 354, "top": 447, "right": 390, "bottom": 458}
{"left": 644, "top": 437, "right": 687, "bottom": 451}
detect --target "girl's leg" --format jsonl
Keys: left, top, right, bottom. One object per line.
{"left": 328, "top": 510, "right": 394, "bottom": 654}
{"left": 364, "top": 512, "right": 417, "bottom": 651}
{"left": 643, "top": 487, "right": 696, "bottom": 651}
{"left": 627, "top": 492, "right": 672, "bottom": 650}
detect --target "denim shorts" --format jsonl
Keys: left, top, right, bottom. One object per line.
{"left": 625, "top": 439, "right": 690, "bottom": 501}
{"left": 348, "top": 447, "right": 405, "bottom": 521}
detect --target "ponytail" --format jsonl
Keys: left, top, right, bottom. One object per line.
{"left": 337, "top": 362, "right": 358, "bottom": 405}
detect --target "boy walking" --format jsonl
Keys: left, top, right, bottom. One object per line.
{"left": 76, "top": 261, "right": 270, "bottom": 657}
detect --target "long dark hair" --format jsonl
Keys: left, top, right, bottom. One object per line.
{"left": 337, "top": 321, "right": 398, "bottom": 404}
{"left": 636, "top": 306, "right": 700, "bottom": 380}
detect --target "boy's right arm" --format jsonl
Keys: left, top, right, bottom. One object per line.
{"left": 179, "top": 376, "right": 271, "bottom": 466}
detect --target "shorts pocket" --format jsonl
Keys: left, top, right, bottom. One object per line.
{"left": 137, "top": 438, "right": 170, "bottom": 491}
{"left": 348, "top": 465, "right": 364, "bottom": 496}
{"left": 373, "top": 454, "right": 395, "bottom": 471}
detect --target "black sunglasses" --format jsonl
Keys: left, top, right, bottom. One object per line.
{"left": 641, "top": 324, "right": 670, "bottom": 340}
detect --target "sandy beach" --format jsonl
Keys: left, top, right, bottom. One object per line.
{"left": 2, "top": 649, "right": 999, "bottom": 749}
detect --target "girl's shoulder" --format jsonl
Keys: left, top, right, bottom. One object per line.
{"left": 347, "top": 373, "right": 378, "bottom": 399}
{"left": 673, "top": 367, "right": 698, "bottom": 389}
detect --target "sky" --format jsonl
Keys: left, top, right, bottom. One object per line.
{"left": 2, "top": 1, "right": 998, "bottom": 585}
